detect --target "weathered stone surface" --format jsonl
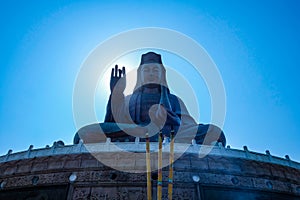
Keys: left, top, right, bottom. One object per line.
{"left": 0, "top": 143, "right": 299, "bottom": 199}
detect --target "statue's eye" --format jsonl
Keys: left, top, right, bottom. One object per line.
{"left": 153, "top": 67, "right": 159, "bottom": 73}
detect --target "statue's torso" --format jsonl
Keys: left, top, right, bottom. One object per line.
{"left": 140, "top": 93, "right": 161, "bottom": 123}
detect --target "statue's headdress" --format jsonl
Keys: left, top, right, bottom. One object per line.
{"left": 140, "top": 52, "right": 162, "bottom": 65}
{"left": 133, "top": 52, "right": 169, "bottom": 93}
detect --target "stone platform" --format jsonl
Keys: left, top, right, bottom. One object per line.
{"left": 0, "top": 141, "right": 300, "bottom": 199}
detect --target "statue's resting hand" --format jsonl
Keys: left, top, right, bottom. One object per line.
{"left": 158, "top": 105, "right": 181, "bottom": 126}
{"left": 149, "top": 104, "right": 181, "bottom": 129}
{"left": 110, "top": 65, "right": 126, "bottom": 94}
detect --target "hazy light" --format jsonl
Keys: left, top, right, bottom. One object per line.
{"left": 192, "top": 175, "right": 200, "bottom": 182}
{"left": 69, "top": 173, "right": 77, "bottom": 182}
{"left": 0, "top": 181, "right": 6, "bottom": 189}
{"left": 97, "top": 55, "right": 137, "bottom": 96}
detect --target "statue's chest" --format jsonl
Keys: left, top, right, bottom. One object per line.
{"left": 140, "top": 93, "right": 161, "bottom": 122}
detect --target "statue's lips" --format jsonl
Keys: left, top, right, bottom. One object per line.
{"left": 145, "top": 77, "right": 158, "bottom": 82}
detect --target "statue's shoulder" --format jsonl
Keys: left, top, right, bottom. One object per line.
{"left": 168, "top": 93, "right": 181, "bottom": 101}
{"left": 168, "top": 93, "right": 177, "bottom": 98}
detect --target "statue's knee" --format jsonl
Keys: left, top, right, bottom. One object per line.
{"left": 207, "top": 124, "right": 222, "bottom": 134}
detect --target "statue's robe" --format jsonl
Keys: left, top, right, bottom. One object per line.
{"left": 74, "top": 86, "right": 226, "bottom": 146}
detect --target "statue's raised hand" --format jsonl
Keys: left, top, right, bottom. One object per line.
{"left": 110, "top": 65, "right": 126, "bottom": 94}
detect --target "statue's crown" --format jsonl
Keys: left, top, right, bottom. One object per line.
{"left": 140, "top": 52, "right": 162, "bottom": 65}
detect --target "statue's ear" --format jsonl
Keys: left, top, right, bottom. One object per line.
{"left": 140, "top": 73, "right": 145, "bottom": 84}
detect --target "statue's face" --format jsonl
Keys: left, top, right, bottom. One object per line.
{"left": 141, "top": 63, "right": 162, "bottom": 84}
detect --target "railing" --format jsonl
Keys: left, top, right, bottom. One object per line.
{"left": 0, "top": 139, "right": 300, "bottom": 171}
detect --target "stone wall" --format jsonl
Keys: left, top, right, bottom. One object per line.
{"left": 0, "top": 143, "right": 300, "bottom": 199}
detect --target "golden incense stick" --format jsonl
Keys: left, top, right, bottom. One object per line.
{"left": 157, "top": 132, "right": 163, "bottom": 200}
{"left": 146, "top": 133, "right": 152, "bottom": 200}
{"left": 168, "top": 131, "right": 175, "bottom": 199}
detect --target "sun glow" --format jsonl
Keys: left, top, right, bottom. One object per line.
{"left": 97, "top": 59, "right": 137, "bottom": 96}
{"left": 95, "top": 55, "right": 139, "bottom": 121}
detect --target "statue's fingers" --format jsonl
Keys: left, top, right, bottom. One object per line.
{"left": 118, "top": 69, "right": 122, "bottom": 77}
{"left": 111, "top": 68, "right": 114, "bottom": 78}
{"left": 114, "top": 65, "right": 118, "bottom": 77}
{"left": 122, "top": 66, "right": 126, "bottom": 76}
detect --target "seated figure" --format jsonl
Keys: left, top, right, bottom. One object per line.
{"left": 74, "top": 52, "right": 226, "bottom": 146}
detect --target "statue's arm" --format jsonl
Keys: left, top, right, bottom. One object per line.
{"left": 171, "top": 95, "right": 197, "bottom": 126}
{"left": 104, "top": 65, "right": 127, "bottom": 122}
{"left": 104, "top": 94, "right": 124, "bottom": 122}
{"left": 105, "top": 93, "right": 131, "bottom": 123}
{"left": 104, "top": 96, "right": 113, "bottom": 122}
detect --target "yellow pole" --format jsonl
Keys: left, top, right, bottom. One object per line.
{"left": 146, "top": 133, "right": 152, "bottom": 200}
{"left": 157, "top": 132, "right": 163, "bottom": 200}
{"left": 168, "top": 131, "right": 175, "bottom": 199}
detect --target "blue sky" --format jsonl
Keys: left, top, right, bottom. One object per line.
{"left": 1, "top": 1, "right": 299, "bottom": 162}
